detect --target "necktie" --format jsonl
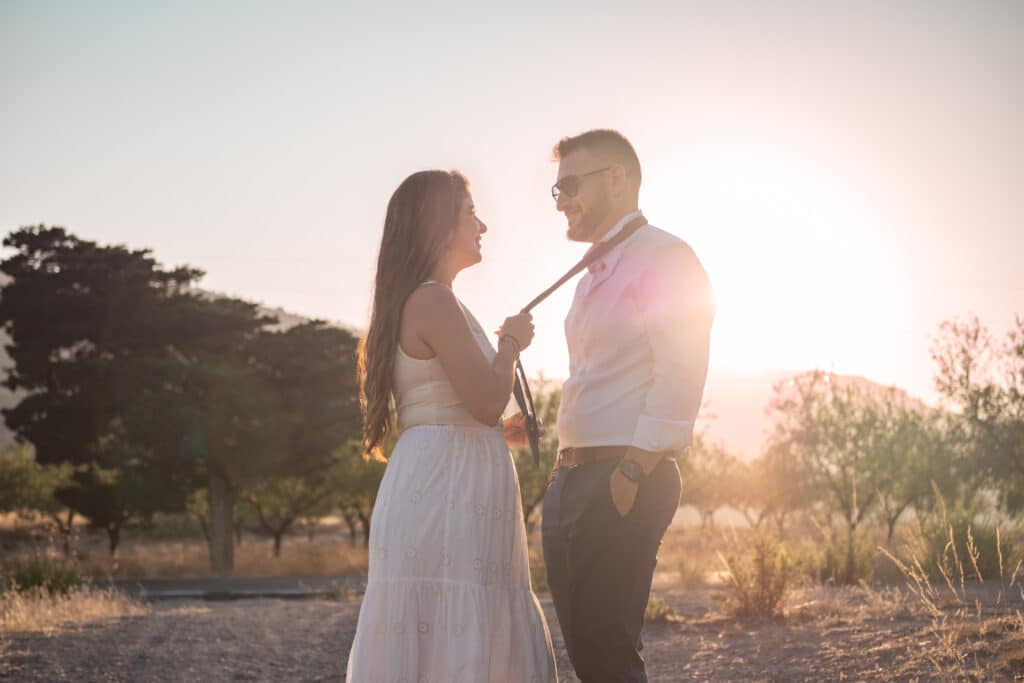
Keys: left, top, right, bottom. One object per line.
{"left": 513, "top": 214, "right": 648, "bottom": 466}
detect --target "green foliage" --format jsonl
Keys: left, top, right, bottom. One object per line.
{"left": 644, "top": 595, "right": 676, "bottom": 623}
{"left": 0, "top": 226, "right": 233, "bottom": 540}
{"left": 914, "top": 497, "right": 1020, "bottom": 583}
{"left": 807, "top": 525, "right": 875, "bottom": 585}
{"left": 509, "top": 376, "right": 560, "bottom": 532}
{"left": 931, "top": 316, "right": 1024, "bottom": 512}
{"left": 680, "top": 433, "right": 739, "bottom": 529}
{"left": 731, "top": 444, "right": 815, "bottom": 533}
{"left": 675, "top": 557, "right": 706, "bottom": 588}
{"left": 768, "top": 373, "right": 882, "bottom": 534}
{"left": 0, "top": 444, "right": 73, "bottom": 515}
{"left": 2, "top": 556, "right": 81, "bottom": 596}
{"left": 717, "top": 532, "right": 792, "bottom": 617}
{"left": 0, "top": 227, "right": 363, "bottom": 567}
{"left": 529, "top": 553, "right": 548, "bottom": 594}
{"left": 329, "top": 441, "right": 387, "bottom": 545}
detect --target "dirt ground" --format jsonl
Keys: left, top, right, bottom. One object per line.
{"left": 4, "top": 583, "right": 1023, "bottom": 682}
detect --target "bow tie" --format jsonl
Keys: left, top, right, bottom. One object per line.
{"left": 584, "top": 242, "right": 607, "bottom": 274}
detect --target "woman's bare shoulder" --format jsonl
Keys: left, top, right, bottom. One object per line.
{"left": 404, "top": 281, "right": 456, "bottom": 315}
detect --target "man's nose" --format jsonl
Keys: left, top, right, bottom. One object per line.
{"left": 555, "top": 194, "right": 570, "bottom": 211}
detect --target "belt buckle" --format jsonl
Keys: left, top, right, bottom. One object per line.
{"left": 557, "top": 447, "right": 578, "bottom": 469}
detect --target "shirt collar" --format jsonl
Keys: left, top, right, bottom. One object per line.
{"left": 597, "top": 210, "right": 643, "bottom": 245}
{"left": 587, "top": 210, "right": 643, "bottom": 274}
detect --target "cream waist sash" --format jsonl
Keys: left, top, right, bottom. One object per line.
{"left": 395, "top": 379, "right": 491, "bottom": 431}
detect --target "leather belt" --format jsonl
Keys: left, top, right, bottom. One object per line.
{"left": 556, "top": 445, "right": 629, "bottom": 468}
{"left": 555, "top": 446, "right": 680, "bottom": 469}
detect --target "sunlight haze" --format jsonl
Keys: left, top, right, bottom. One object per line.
{"left": 3, "top": 1, "right": 1021, "bottom": 403}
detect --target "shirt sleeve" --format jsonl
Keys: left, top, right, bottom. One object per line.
{"left": 629, "top": 242, "right": 716, "bottom": 452}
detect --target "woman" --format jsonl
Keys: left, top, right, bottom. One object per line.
{"left": 346, "top": 170, "right": 557, "bottom": 682}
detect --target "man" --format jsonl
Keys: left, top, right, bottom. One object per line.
{"left": 541, "top": 129, "right": 715, "bottom": 682}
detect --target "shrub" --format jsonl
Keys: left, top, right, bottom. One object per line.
{"left": 817, "top": 527, "right": 875, "bottom": 585}
{"left": 3, "top": 556, "right": 81, "bottom": 596}
{"left": 789, "top": 523, "right": 875, "bottom": 585}
{"left": 717, "top": 532, "right": 791, "bottom": 617}
{"left": 1, "top": 584, "right": 148, "bottom": 634}
{"left": 645, "top": 594, "right": 676, "bottom": 623}
{"left": 878, "top": 522, "right": 1024, "bottom": 681}
{"left": 675, "top": 557, "right": 707, "bottom": 589}
{"left": 915, "top": 506, "right": 1019, "bottom": 583}
{"left": 529, "top": 547, "right": 548, "bottom": 594}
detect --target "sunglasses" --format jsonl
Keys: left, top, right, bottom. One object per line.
{"left": 550, "top": 166, "right": 611, "bottom": 200}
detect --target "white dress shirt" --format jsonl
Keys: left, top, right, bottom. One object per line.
{"left": 556, "top": 211, "right": 715, "bottom": 452}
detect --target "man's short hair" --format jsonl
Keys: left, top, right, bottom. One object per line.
{"left": 553, "top": 129, "right": 642, "bottom": 190}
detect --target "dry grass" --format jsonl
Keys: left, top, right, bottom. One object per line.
{"left": 652, "top": 522, "right": 726, "bottom": 589}
{"left": 72, "top": 538, "right": 369, "bottom": 578}
{"left": 781, "top": 583, "right": 920, "bottom": 623}
{"left": 0, "top": 585, "right": 149, "bottom": 635}
{"left": 879, "top": 524, "right": 1024, "bottom": 680}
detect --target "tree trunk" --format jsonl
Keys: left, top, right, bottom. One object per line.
{"left": 523, "top": 491, "right": 545, "bottom": 533}
{"left": 341, "top": 509, "right": 358, "bottom": 544}
{"left": 356, "top": 510, "right": 371, "bottom": 547}
{"left": 273, "top": 531, "right": 284, "bottom": 557}
{"left": 106, "top": 522, "right": 121, "bottom": 556}
{"left": 53, "top": 509, "right": 76, "bottom": 558}
{"left": 886, "top": 516, "right": 898, "bottom": 545}
{"left": 194, "top": 512, "right": 210, "bottom": 543}
{"left": 844, "top": 522, "right": 857, "bottom": 585}
{"left": 774, "top": 512, "right": 787, "bottom": 539}
{"left": 701, "top": 510, "right": 715, "bottom": 530}
{"left": 208, "top": 469, "right": 236, "bottom": 575}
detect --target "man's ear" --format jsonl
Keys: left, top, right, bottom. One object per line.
{"left": 608, "top": 164, "right": 628, "bottom": 198}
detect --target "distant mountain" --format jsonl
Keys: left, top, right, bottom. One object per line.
{"left": 699, "top": 366, "right": 927, "bottom": 461}
{"left": 698, "top": 367, "right": 795, "bottom": 461}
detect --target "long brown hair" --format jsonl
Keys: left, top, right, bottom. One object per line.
{"left": 358, "top": 170, "right": 468, "bottom": 458}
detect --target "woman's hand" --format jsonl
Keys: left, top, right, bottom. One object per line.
{"left": 503, "top": 412, "right": 529, "bottom": 447}
{"left": 497, "top": 312, "right": 534, "bottom": 352}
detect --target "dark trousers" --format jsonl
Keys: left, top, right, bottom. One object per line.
{"left": 542, "top": 454, "right": 681, "bottom": 683}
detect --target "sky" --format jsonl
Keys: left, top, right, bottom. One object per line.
{"left": 2, "top": 0, "right": 1022, "bottom": 403}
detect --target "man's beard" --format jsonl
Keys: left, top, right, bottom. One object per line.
{"left": 566, "top": 197, "right": 611, "bottom": 243}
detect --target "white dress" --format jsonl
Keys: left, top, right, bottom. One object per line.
{"left": 345, "top": 296, "right": 557, "bottom": 683}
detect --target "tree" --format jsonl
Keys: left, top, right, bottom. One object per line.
{"left": 0, "top": 226, "right": 209, "bottom": 552}
{"left": 192, "top": 359, "right": 288, "bottom": 572}
{"left": 229, "top": 321, "right": 360, "bottom": 558}
{"left": 332, "top": 441, "right": 387, "bottom": 545}
{"left": 729, "top": 444, "right": 814, "bottom": 536}
{"left": 117, "top": 294, "right": 274, "bottom": 570}
{"left": 680, "top": 434, "right": 739, "bottom": 530}
{"left": 0, "top": 444, "right": 76, "bottom": 554}
{"left": 768, "top": 371, "right": 887, "bottom": 583}
{"left": 871, "top": 403, "right": 955, "bottom": 544}
{"left": 931, "top": 316, "right": 1024, "bottom": 513}
{"left": 244, "top": 476, "right": 333, "bottom": 557}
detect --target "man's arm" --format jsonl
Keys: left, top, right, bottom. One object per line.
{"left": 610, "top": 242, "right": 715, "bottom": 515}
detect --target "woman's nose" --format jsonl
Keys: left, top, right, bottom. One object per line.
{"left": 478, "top": 218, "right": 488, "bottom": 234}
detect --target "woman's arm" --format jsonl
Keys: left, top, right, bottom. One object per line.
{"left": 403, "top": 284, "right": 531, "bottom": 426}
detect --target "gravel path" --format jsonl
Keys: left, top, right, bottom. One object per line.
{"left": 2, "top": 587, "right": 1021, "bottom": 681}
